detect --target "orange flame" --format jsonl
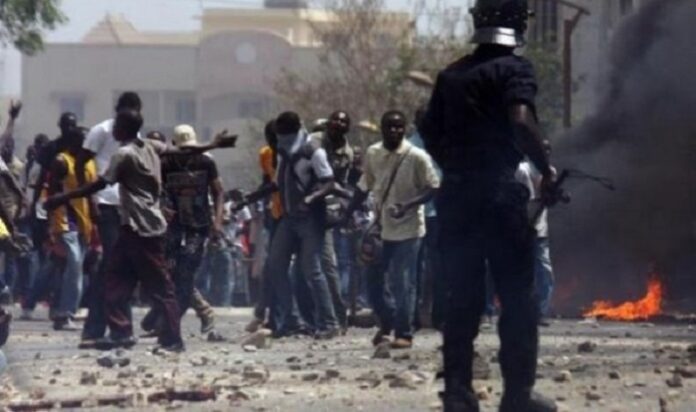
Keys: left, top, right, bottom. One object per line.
{"left": 583, "top": 278, "right": 664, "bottom": 321}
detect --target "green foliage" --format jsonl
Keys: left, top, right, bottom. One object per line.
{"left": 524, "top": 42, "right": 564, "bottom": 134}
{"left": 0, "top": 0, "right": 66, "bottom": 55}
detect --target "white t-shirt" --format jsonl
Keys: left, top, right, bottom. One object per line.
{"left": 24, "top": 162, "right": 46, "bottom": 220}
{"left": 516, "top": 160, "right": 549, "bottom": 238}
{"left": 83, "top": 119, "right": 121, "bottom": 206}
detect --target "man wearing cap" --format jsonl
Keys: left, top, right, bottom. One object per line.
{"left": 419, "top": 0, "right": 557, "bottom": 411}
{"left": 157, "top": 125, "right": 225, "bottom": 331}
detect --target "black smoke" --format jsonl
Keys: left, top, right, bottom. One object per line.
{"left": 551, "top": 0, "right": 696, "bottom": 314}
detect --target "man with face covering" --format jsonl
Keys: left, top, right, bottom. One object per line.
{"left": 348, "top": 110, "right": 441, "bottom": 349}
{"left": 264, "top": 111, "right": 340, "bottom": 339}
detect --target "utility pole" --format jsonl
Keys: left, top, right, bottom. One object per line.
{"left": 553, "top": 0, "right": 589, "bottom": 128}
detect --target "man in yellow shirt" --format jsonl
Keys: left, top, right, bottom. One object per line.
{"left": 248, "top": 120, "right": 284, "bottom": 332}
{"left": 46, "top": 128, "right": 97, "bottom": 331}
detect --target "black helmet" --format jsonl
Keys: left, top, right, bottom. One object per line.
{"left": 470, "top": 0, "right": 532, "bottom": 47}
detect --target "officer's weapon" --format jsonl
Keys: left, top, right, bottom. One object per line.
{"left": 531, "top": 168, "right": 615, "bottom": 225}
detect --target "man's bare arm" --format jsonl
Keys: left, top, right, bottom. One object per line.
{"left": 162, "top": 131, "right": 237, "bottom": 157}
{"left": 0, "top": 101, "right": 21, "bottom": 143}
{"left": 210, "top": 177, "right": 225, "bottom": 235}
{"left": 388, "top": 187, "right": 438, "bottom": 219}
{"left": 509, "top": 104, "right": 552, "bottom": 178}
{"left": 43, "top": 178, "right": 108, "bottom": 210}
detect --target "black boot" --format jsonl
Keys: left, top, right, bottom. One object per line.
{"left": 440, "top": 391, "right": 480, "bottom": 412}
{"left": 500, "top": 390, "right": 557, "bottom": 412}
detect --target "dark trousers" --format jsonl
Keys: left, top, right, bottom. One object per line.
{"left": 437, "top": 177, "right": 538, "bottom": 398}
{"left": 253, "top": 218, "right": 282, "bottom": 330}
{"left": 167, "top": 227, "right": 207, "bottom": 317}
{"left": 83, "top": 205, "right": 122, "bottom": 340}
{"left": 104, "top": 227, "right": 182, "bottom": 346}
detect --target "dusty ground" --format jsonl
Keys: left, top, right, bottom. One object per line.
{"left": 1, "top": 307, "right": 696, "bottom": 411}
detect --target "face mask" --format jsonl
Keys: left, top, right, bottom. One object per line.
{"left": 277, "top": 131, "right": 304, "bottom": 154}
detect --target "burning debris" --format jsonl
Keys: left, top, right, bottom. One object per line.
{"left": 584, "top": 277, "right": 664, "bottom": 321}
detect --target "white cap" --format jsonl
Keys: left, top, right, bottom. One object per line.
{"left": 173, "top": 124, "right": 198, "bottom": 147}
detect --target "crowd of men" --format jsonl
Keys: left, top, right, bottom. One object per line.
{"left": 0, "top": 0, "right": 560, "bottom": 409}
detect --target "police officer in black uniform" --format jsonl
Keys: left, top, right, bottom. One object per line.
{"left": 419, "top": 1, "right": 557, "bottom": 411}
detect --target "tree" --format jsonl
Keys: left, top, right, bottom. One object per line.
{"left": 0, "top": 0, "right": 66, "bottom": 55}
{"left": 524, "top": 42, "right": 564, "bottom": 135}
{"left": 274, "top": 0, "right": 470, "bottom": 146}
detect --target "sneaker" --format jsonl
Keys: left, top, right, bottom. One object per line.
{"left": 500, "top": 390, "right": 557, "bottom": 412}
{"left": 94, "top": 336, "right": 137, "bottom": 351}
{"left": 314, "top": 328, "right": 339, "bottom": 341}
{"left": 140, "top": 310, "right": 158, "bottom": 333}
{"left": 206, "top": 330, "right": 227, "bottom": 342}
{"left": 371, "top": 330, "right": 391, "bottom": 347}
{"left": 19, "top": 309, "right": 34, "bottom": 321}
{"left": 440, "top": 391, "right": 480, "bottom": 412}
{"left": 73, "top": 308, "right": 88, "bottom": 321}
{"left": 245, "top": 318, "right": 264, "bottom": 334}
{"left": 78, "top": 338, "right": 100, "bottom": 350}
{"left": 53, "top": 318, "right": 80, "bottom": 331}
{"left": 154, "top": 341, "right": 185, "bottom": 354}
{"left": 390, "top": 338, "right": 413, "bottom": 350}
{"left": 200, "top": 315, "right": 215, "bottom": 334}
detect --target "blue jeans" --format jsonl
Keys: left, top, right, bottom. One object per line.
{"left": 55, "top": 231, "right": 85, "bottom": 318}
{"left": 267, "top": 215, "right": 338, "bottom": 332}
{"left": 207, "top": 242, "right": 234, "bottom": 306}
{"left": 367, "top": 237, "right": 422, "bottom": 340}
{"left": 534, "top": 237, "right": 554, "bottom": 317}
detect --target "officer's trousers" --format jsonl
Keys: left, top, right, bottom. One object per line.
{"left": 437, "top": 176, "right": 539, "bottom": 397}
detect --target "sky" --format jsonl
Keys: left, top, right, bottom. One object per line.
{"left": 3, "top": 0, "right": 467, "bottom": 96}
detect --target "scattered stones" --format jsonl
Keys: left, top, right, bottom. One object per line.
{"left": 473, "top": 352, "right": 491, "bottom": 380}
{"left": 578, "top": 341, "right": 597, "bottom": 354}
{"left": 666, "top": 373, "right": 683, "bottom": 388}
{"left": 674, "top": 366, "right": 696, "bottom": 378}
{"left": 241, "top": 329, "right": 272, "bottom": 350}
{"left": 79, "top": 371, "right": 99, "bottom": 385}
{"left": 475, "top": 386, "right": 492, "bottom": 401}
{"left": 388, "top": 371, "right": 420, "bottom": 389}
{"left": 585, "top": 391, "right": 602, "bottom": 401}
{"left": 553, "top": 370, "right": 572, "bottom": 383}
{"left": 372, "top": 342, "right": 391, "bottom": 359}
{"left": 243, "top": 345, "right": 258, "bottom": 353}
{"left": 325, "top": 369, "right": 341, "bottom": 379}
{"left": 356, "top": 371, "right": 381, "bottom": 388}
{"left": 189, "top": 355, "right": 211, "bottom": 367}
{"left": 608, "top": 370, "right": 622, "bottom": 380}
{"left": 96, "top": 353, "right": 129, "bottom": 368}
{"left": 393, "top": 353, "right": 411, "bottom": 362}
{"left": 302, "top": 372, "right": 320, "bottom": 382}
{"left": 243, "top": 365, "right": 269, "bottom": 382}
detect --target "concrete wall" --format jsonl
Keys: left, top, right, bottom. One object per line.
{"left": 21, "top": 44, "right": 196, "bottom": 144}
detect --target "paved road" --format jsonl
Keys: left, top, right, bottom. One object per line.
{"left": 2, "top": 307, "right": 696, "bottom": 411}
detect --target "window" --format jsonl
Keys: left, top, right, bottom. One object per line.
{"left": 529, "top": 0, "right": 559, "bottom": 45}
{"left": 238, "top": 98, "right": 264, "bottom": 118}
{"left": 58, "top": 96, "right": 85, "bottom": 121}
{"left": 176, "top": 98, "right": 196, "bottom": 124}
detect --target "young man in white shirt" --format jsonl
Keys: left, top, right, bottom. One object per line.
{"left": 351, "top": 110, "right": 441, "bottom": 349}
{"left": 79, "top": 92, "right": 142, "bottom": 347}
